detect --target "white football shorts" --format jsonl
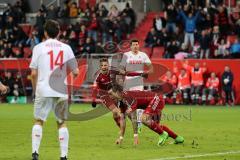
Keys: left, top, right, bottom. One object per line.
{"left": 33, "top": 97, "right": 68, "bottom": 123}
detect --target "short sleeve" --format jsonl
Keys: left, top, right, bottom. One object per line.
{"left": 29, "top": 45, "right": 39, "bottom": 69}
{"left": 143, "top": 53, "right": 151, "bottom": 64}
{"left": 66, "top": 45, "right": 78, "bottom": 71}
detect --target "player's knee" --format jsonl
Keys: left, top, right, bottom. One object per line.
{"left": 57, "top": 121, "right": 66, "bottom": 129}
{"left": 112, "top": 108, "right": 120, "bottom": 118}
{"left": 34, "top": 119, "right": 44, "bottom": 126}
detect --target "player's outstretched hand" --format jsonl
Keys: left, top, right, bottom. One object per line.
{"left": 92, "top": 101, "right": 97, "bottom": 108}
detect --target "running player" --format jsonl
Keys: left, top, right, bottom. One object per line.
{"left": 92, "top": 58, "right": 147, "bottom": 144}
{"left": 30, "top": 20, "right": 79, "bottom": 160}
{"left": 109, "top": 86, "right": 184, "bottom": 145}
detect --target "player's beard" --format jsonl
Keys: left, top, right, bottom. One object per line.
{"left": 101, "top": 69, "right": 108, "bottom": 74}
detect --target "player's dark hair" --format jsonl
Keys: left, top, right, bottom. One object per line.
{"left": 99, "top": 58, "right": 108, "bottom": 63}
{"left": 130, "top": 39, "right": 139, "bottom": 45}
{"left": 44, "top": 20, "right": 60, "bottom": 38}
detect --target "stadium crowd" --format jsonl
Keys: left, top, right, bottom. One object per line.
{"left": 0, "top": 1, "right": 136, "bottom": 58}
{"left": 0, "top": 1, "right": 236, "bottom": 106}
{"left": 145, "top": 0, "right": 240, "bottom": 59}
{"left": 0, "top": 0, "right": 136, "bottom": 100}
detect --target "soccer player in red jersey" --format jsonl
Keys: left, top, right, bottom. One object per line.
{"left": 109, "top": 86, "right": 184, "bottom": 145}
{"left": 92, "top": 58, "right": 147, "bottom": 143}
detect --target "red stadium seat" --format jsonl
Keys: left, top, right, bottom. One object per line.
{"left": 151, "top": 47, "right": 165, "bottom": 59}
{"left": 140, "top": 47, "right": 152, "bottom": 57}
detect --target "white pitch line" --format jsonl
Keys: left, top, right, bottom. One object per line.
{"left": 150, "top": 150, "right": 240, "bottom": 160}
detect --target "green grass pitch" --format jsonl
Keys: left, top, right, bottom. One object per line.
{"left": 0, "top": 104, "right": 240, "bottom": 160}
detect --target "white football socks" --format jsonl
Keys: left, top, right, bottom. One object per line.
{"left": 32, "top": 124, "right": 42, "bottom": 154}
{"left": 59, "top": 127, "right": 69, "bottom": 158}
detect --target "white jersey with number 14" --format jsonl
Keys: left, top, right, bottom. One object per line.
{"left": 29, "top": 38, "right": 76, "bottom": 97}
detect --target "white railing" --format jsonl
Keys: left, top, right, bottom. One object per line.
{"left": 40, "top": 0, "right": 60, "bottom": 7}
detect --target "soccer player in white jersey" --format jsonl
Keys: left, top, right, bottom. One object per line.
{"left": 29, "top": 20, "right": 79, "bottom": 160}
{"left": 120, "top": 39, "right": 153, "bottom": 142}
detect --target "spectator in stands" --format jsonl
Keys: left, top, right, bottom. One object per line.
{"left": 79, "top": 25, "right": 87, "bottom": 44}
{"left": 95, "top": 41, "right": 105, "bottom": 54}
{"left": 97, "top": 4, "right": 108, "bottom": 18}
{"left": 13, "top": 44, "right": 24, "bottom": 58}
{"left": 158, "top": 28, "right": 170, "bottom": 47}
{"left": 164, "top": 4, "right": 177, "bottom": 33}
{"left": 26, "top": 32, "right": 40, "bottom": 50}
{"left": 82, "top": 37, "right": 95, "bottom": 54}
{"left": 68, "top": 29, "right": 78, "bottom": 53}
{"left": 5, "top": 16, "right": 15, "bottom": 32}
{"left": 212, "top": 25, "right": 220, "bottom": 44}
{"left": 0, "top": 49, "right": 5, "bottom": 58}
{"left": 145, "top": 28, "right": 157, "bottom": 47}
{"left": 45, "top": 5, "right": 59, "bottom": 20}
{"left": 112, "top": 18, "right": 122, "bottom": 43}
{"left": 164, "top": 39, "right": 180, "bottom": 58}
{"left": 221, "top": 66, "right": 234, "bottom": 106}
{"left": 35, "top": 9, "right": 45, "bottom": 29}
{"left": 0, "top": 40, "right": 3, "bottom": 50}
{"left": 88, "top": 13, "right": 98, "bottom": 42}
{"left": 108, "top": 5, "right": 119, "bottom": 20}
{"left": 12, "top": 0, "right": 25, "bottom": 23}
{"left": 13, "top": 25, "right": 27, "bottom": 46}
{"left": 183, "top": 61, "right": 207, "bottom": 104}
{"left": 153, "top": 14, "right": 166, "bottom": 33}
{"left": 101, "top": 19, "right": 114, "bottom": 44}
{"left": 78, "top": 8, "right": 85, "bottom": 18}
{"left": 217, "top": 5, "right": 229, "bottom": 37}
{"left": 121, "top": 2, "right": 136, "bottom": 33}
{"left": 171, "top": 27, "right": 184, "bottom": 45}
{"left": 199, "top": 30, "right": 211, "bottom": 59}
{"left": 0, "top": 16, "right": 3, "bottom": 30}
{"left": 69, "top": 2, "right": 78, "bottom": 18}
{"left": 200, "top": 13, "right": 214, "bottom": 30}
{"left": 230, "top": 38, "right": 240, "bottom": 58}
{"left": 214, "top": 38, "right": 230, "bottom": 58}
{"left": 202, "top": 72, "right": 220, "bottom": 105}
{"left": 5, "top": 43, "right": 14, "bottom": 58}
{"left": 179, "top": 8, "right": 200, "bottom": 48}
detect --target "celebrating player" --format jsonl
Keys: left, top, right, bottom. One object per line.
{"left": 30, "top": 20, "right": 79, "bottom": 160}
{"left": 120, "top": 39, "right": 153, "bottom": 135}
{"left": 92, "top": 58, "right": 148, "bottom": 144}
{"left": 109, "top": 85, "right": 184, "bottom": 145}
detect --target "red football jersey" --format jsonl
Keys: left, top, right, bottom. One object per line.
{"left": 121, "top": 91, "right": 164, "bottom": 112}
